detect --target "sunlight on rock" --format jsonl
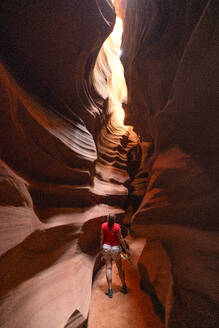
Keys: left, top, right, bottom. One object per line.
{"left": 93, "top": 14, "right": 127, "bottom": 127}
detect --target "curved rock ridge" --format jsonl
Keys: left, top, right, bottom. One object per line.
{"left": 0, "top": 202, "right": 124, "bottom": 328}
{"left": 0, "top": 2, "right": 134, "bottom": 328}
{"left": 2, "top": 0, "right": 218, "bottom": 327}
{"left": 0, "top": 0, "right": 116, "bottom": 134}
{"left": 125, "top": 140, "right": 152, "bottom": 212}
{"left": 122, "top": 0, "right": 219, "bottom": 327}
{"left": 122, "top": 0, "right": 209, "bottom": 139}
{"left": 0, "top": 59, "right": 97, "bottom": 208}
{"left": 91, "top": 5, "right": 140, "bottom": 206}
{"left": 0, "top": 1, "right": 118, "bottom": 208}
{"left": 91, "top": 122, "right": 139, "bottom": 208}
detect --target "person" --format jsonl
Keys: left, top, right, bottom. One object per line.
{"left": 100, "top": 214, "right": 130, "bottom": 298}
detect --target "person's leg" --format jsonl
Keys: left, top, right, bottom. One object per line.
{"left": 105, "top": 258, "right": 113, "bottom": 290}
{"left": 114, "top": 250, "right": 128, "bottom": 294}
{"left": 102, "top": 245, "right": 113, "bottom": 297}
{"left": 105, "top": 258, "right": 113, "bottom": 298}
{"left": 115, "top": 257, "right": 126, "bottom": 286}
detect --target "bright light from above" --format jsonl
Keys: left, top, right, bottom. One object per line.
{"left": 103, "top": 16, "right": 127, "bottom": 126}
{"left": 92, "top": 12, "right": 127, "bottom": 126}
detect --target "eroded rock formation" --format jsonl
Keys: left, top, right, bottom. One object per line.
{"left": 0, "top": 1, "right": 131, "bottom": 327}
{"left": 122, "top": 0, "right": 219, "bottom": 327}
{"left": 0, "top": 0, "right": 219, "bottom": 327}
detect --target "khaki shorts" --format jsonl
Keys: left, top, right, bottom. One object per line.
{"left": 102, "top": 244, "right": 121, "bottom": 261}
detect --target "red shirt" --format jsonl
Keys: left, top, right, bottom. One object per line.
{"left": 102, "top": 222, "right": 120, "bottom": 246}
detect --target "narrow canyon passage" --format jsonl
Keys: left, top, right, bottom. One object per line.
{"left": 88, "top": 237, "right": 164, "bottom": 328}
{"left": 88, "top": 3, "right": 164, "bottom": 326}
{"left": 0, "top": 1, "right": 219, "bottom": 328}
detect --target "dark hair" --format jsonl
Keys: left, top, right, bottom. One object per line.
{"left": 107, "top": 214, "right": 115, "bottom": 231}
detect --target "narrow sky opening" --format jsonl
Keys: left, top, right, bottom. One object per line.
{"left": 92, "top": 2, "right": 128, "bottom": 127}
{"left": 104, "top": 14, "right": 127, "bottom": 126}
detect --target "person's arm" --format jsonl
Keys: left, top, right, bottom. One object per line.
{"left": 118, "top": 229, "right": 130, "bottom": 256}
{"left": 100, "top": 228, "right": 104, "bottom": 251}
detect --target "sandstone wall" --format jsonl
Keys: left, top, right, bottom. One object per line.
{"left": 122, "top": 0, "right": 219, "bottom": 326}
{"left": 0, "top": 2, "right": 128, "bottom": 327}
{"left": 1, "top": 1, "right": 218, "bottom": 327}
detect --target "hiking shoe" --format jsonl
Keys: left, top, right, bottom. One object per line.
{"left": 108, "top": 288, "right": 113, "bottom": 298}
{"left": 121, "top": 285, "right": 128, "bottom": 294}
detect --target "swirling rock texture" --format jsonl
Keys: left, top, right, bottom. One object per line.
{"left": 122, "top": 0, "right": 219, "bottom": 327}
{"left": 0, "top": 1, "right": 137, "bottom": 327}
{"left": 0, "top": 1, "right": 219, "bottom": 328}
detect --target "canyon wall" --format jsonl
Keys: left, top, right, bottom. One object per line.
{"left": 0, "top": 1, "right": 131, "bottom": 327}
{"left": 122, "top": 0, "right": 219, "bottom": 327}
{"left": 0, "top": 0, "right": 219, "bottom": 327}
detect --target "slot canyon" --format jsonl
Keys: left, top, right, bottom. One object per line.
{"left": 0, "top": 0, "right": 218, "bottom": 327}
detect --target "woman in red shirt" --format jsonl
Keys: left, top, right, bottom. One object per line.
{"left": 100, "top": 214, "right": 130, "bottom": 298}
